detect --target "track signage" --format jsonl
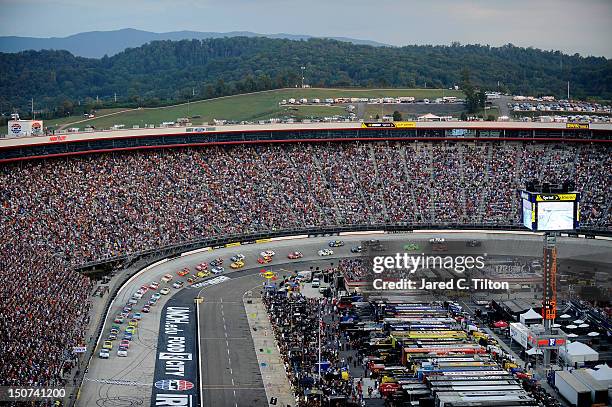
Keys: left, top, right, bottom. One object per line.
{"left": 151, "top": 301, "right": 198, "bottom": 406}
{"left": 361, "top": 121, "right": 416, "bottom": 129}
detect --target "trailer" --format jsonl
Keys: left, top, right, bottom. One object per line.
{"left": 436, "top": 392, "right": 535, "bottom": 407}
{"left": 554, "top": 370, "right": 591, "bottom": 407}
{"left": 428, "top": 380, "right": 520, "bottom": 387}
{"left": 571, "top": 369, "right": 609, "bottom": 405}
{"left": 431, "top": 384, "right": 524, "bottom": 394}
{"left": 427, "top": 374, "right": 513, "bottom": 383}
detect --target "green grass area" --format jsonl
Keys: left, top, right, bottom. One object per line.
{"left": 44, "top": 108, "right": 133, "bottom": 128}
{"left": 45, "top": 88, "right": 464, "bottom": 130}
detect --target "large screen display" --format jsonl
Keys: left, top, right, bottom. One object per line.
{"left": 522, "top": 199, "right": 533, "bottom": 229}
{"left": 537, "top": 201, "right": 575, "bottom": 231}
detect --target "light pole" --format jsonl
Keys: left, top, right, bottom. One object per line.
{"left": 301, "top": 66, "right": 306, "bottom": 88}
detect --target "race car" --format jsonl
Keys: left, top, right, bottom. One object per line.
{"left": 120, "top": 339, "right": 130, "bottom": 349}
{"left": 210, "top": 258, "right": 224, "bottom": 267}
{"left": 172, "top": 281, "right": 185, "bottom": 289}
{"left": 125, "top": 326, "right": 136, "bottom": 335}
{"left": 260, "top": 250, "right": 275, "bottom": 258}
{"left": 99, "top": 349, "right": 110, "bottom": 359}
{"left": 139, "top": 285, "right": 149, "bottom": 293}
{"left": 404, "top": 243, "right": 420, "bottom": 251}
{"left": 230, "top": 260, "right": 245, "bottom": 269}
{"left": 161, "top": 274, "right": 173, "bottom": 283}
{"left": 114, "top": 315, "right": 124, "bottom": 324}
{"left": 141, "top": 305, "right": 151, "bottom": 313}
{"left": 149, "top": 281, "right": 159, "bottom": 290}
{"left": 195, "top": 263, "right": 208, "bottom": 271}
{"left": 187, "top": 277, "right": 197, "bottom": 284}
{"left": 318, "top": 248, "right": 334, "bottom": 256}
{"left": 123, "top": 332, "right": 133, "bottom": 341}
{"left": 328, "top": 240, "right": 344, "bottom": 247}
{"left": 177, "top": 268, "right": 190, "bottom": 277}
{"left": 212, "top": 266, "right": 224, "bottom": 274}
{"left": 103, "top": 341, "right": 113, "bottom": 350}
{"left": 350, "top": 246, "right": 363, "bottom": 253}
{"left": 133, "top": 312, "right": 142, "bottom": 321}
{"left": 151, "top": 293, "right": 161, "bottom": 301}
{"left": 197, "top": 270, "right": 210, "bottom": 278}
{"left": 117, "top": 347, "right": 128, "bottom": 357}
{"left": 257, "top": 256, "right": 272, "bottom": 264}
{"left": 287, "top": 251, "right": 303, "bottom": 259}
{"left": 230, "top": 254, "right": 245, "bottom": 262}
{"left": 160, "top": 287, "right": 171, "bottom": 295}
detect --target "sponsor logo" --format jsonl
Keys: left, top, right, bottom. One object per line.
{"left": 10, "top": 123, "right": 22, "bottom": 134}
{"left": 361, "top": 121, "right": 416, "bottom": 129}
{"left": 535, "top": 193, "right": 577, "bottom": 202}
{"left": 190, "top": 275, "right": 230, "bottom": 288}
{"left": 566, "top": 123, "right": 589, "bottom": 129}
{"left": 225, "top": 242, "right": 241, "bottom": 248}
{"left": 31, "top": 121, "right": 43, "bottom": 135}
{"left": 155, "top": 379, "right": 194, "bottom": 391}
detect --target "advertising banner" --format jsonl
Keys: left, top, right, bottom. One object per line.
{"left": 361, "top": 121, "right": 416, "bottom": 129}
{"left": 7, "top": 120, "right": 44, "bottom": 137}
{"left": 152, "top": 300, "right": 198, "bottom": 407}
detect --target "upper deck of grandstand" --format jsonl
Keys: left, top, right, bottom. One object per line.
{"left": 1, "top": 120, "right": 610, "bottom": 163}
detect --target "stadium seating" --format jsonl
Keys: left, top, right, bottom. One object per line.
{"left": 0, "top": 140, "right": 609, "bottom": 385}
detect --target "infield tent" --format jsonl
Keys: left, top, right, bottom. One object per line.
{"left": 519, "top": 308, "right": 543, "bottom": 326}
{"left": 560, "top": 341, "right": 599, "bottom": 366}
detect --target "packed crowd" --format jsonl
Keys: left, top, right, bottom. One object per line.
{"left": 0, "top": 241, "right": 93, "bottom": 386}
{"left": 0, "top": 141, "right": 609, "bottom": 385}
{"left": 1, "top": 142, "right": 609, "bottom": 265}
{"left": 264, "top": 292, "right": 358, "bottom": 406}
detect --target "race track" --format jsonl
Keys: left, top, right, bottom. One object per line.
{"left": 79, "top": 231, "right": 611, "bottom": 407}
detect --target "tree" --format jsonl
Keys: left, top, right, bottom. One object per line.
{"left": 392, "top": 111, "right": 402, "bottom": 121}
{"left": 460, "top": 112, "right": 468, "bottom": 121}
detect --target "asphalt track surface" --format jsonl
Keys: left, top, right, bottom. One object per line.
{"left": 79, "top": 231, "right": 612, "bottom": 407}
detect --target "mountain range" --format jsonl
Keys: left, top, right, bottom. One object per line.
{"left": 0, "top": 28, "right": 390, "bottom": 58}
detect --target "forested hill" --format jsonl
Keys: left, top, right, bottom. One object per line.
{"left": 1, "top": 37, "right": 611, "bottom": 115}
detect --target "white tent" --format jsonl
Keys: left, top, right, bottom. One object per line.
{"left": 559, "top": 314, "right": 572, "bottom": 319}
{"left": 587, "top": 332, "right": 600, "bottom": 337}
{"left": 417, "top": 113, "right": 442, "bottom": 122}
{"left": 520, "top": 308, "right": 543, "bottom": 325}
{"left": 573, "top": 319, "right": 585, "bottom": 324}
{"left": 567, "top": 333, "right": 579, "bottom": 338}
{"left": 586, "top": 365, "right": 612, "bottom": 387}
{"left": 560, "top": 341, "right": 599, "bottom": 365}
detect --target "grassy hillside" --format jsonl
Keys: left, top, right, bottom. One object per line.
{"left": 45, "top": 88, "right": 463, "bottom": 129}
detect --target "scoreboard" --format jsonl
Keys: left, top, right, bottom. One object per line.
{"left": 519, "top": 190, "right": 580, "bottom": 232}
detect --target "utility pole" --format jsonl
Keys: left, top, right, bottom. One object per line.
{"left": 301, "top": 66, "right": 305, "bottom": 88}
{"left": 567, "top": 81, "right": 570, "bottom": 100}
{"left": 114, "top": 93, "right": 117, "bottom": 103}
{"left": 31, "top": 98, "right": 34, "bottom": 120}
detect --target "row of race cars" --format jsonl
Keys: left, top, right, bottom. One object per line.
{"left": 97, "top": 238, "right": 463, "bottom": 359}
{"left": 97, "top": 241, "right": 353, "bottom": 359}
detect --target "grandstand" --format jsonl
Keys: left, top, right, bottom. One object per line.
{"left": 0, "top": 121, "right": 610, "bottom": 396}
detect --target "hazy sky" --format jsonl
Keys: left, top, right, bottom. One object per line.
{"left": 1, "top": 0, "right": 610, "bottom": 57}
